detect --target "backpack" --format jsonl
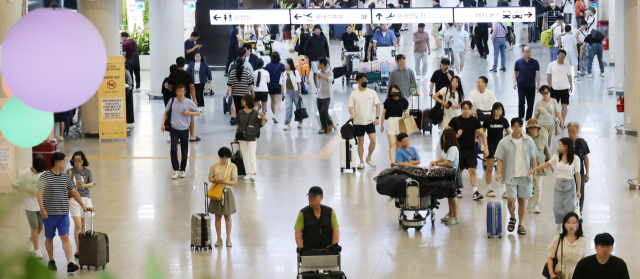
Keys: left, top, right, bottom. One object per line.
{"left": 295, "top": 55, "right": 310, "bottom": 77}
{"left": 129, "top": 40, "right": 140, "bottom": 67}
{"left": 340, "top": 120, "right": 356, "bottom": 143}
{"left": 541, "top": 25, "right": 559, "bottom": 48}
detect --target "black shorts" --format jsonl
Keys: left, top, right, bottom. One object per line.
{"left": 353, "top": 123, "right": 376, "bottom": 137}
{"left": 268, "top": 83, "right": 281, "bottom": 95}
{"left": 458, "top": 150, "right": 478, "bottom": 170}
{"left": 232, "top": 95, "right": 245, "bottom": 109}
{"left": 255, "top": 91, "right": 268, "bottom": 103}
{"left": 53, "top": 112, "right": 68, "bottom": 122}
{"left": 550, "top": 88, "right": 570, "bottom": 105}
{"left": 486, "top": 143, "right": 499, "bottom": 159}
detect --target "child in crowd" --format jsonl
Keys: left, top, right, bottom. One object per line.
{"left": 393, "top": 133, "right": 421, "bottom": 167}
{"left": 12, "top": 158, "right": 47, "bottom": 258}
{"left": 67, "top": 151, "right": 95, "bottom": 259}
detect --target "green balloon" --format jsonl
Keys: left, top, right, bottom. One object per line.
{"left": 0, "top": 97, "right": 53, "bottom": 147}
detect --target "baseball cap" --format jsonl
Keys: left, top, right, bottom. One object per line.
{"left": 307, "top": 186, "right": 323, "bottom": 196}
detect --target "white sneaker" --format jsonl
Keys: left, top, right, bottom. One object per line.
{"left": 440, "top": 213, "right": 451, "bottom": 222}
{"left": 586, "top": 73, "right": 593, "bottom": 78}
{"left": 167, "top": 135, "right": 171, "bottom": 142}
{"left": 446, "top": 217, "right": 459, "bottom": 225}
{"left": 171, "top": 171, "right": 179, "bottom": 179}
{"left": 533, "top": 205, "right": 541, "bottom": 214}
{"left": 416, "top": 75, "right": 421, "bottom": 81}
{"left": 284, "top": 124, "right": 291, "bottom": 131}
{"left": 600, "top": 73, "right": 606, "bottom": 77}
{"left": 297, "top": 122, "right": 303, "bottom": 128}
{"left": 486, "top": 190, "right": 495, "bottom": 197}
{"left": 244, "top": 174, "right": 252, "bottom": 180}
{"left": 57, "top": 136, "right": 64, "bottom": 142}
{"left": 249, "top": 175, "right": 255, "bottom": 183}
{"left": 179, "top": 171, "right": 186, "bottom": 178}
{"left": 366, "top": 160, "right": 377, "bottom": 167}
{"left": 34, "top": 249, "right": 43, "bottom": 259}
{"left": 501, "top": 192, "right": 507, "bottom": 199}
{"left": 357, "top": 163, "right": 365, "bottom": 169}
{"left": 273, "top": 117, "right": 279, "bottom": 123}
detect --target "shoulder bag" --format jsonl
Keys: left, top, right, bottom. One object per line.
{"left": 236, "top": 110, "right": 255, "bottom": 141}
{"left": 207, "top": 163, "right": 233, "bottom": 201}
{"left": 294, "top": 98, "right": 309, "bottom": 122}
{"left": 542, "top": 236, "right": 564, "bottom": 279}
{"left": 541, "top": 100, "right": 562, "bottom": 136}
{"left": 164, "top": 98, "right": 175, "bottom": 131}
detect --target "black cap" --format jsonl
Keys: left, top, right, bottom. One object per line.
{"left": 307, "top": 186, "right": 323, "bottom": 196}
{"left": 313, "top": 25, "right": 322, "bottom": 31}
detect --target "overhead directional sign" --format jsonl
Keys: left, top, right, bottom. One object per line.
{"left": 290, "top": 9, "right": 371, "bottom": 24}
{"left": 371, "top": 8, "right": 453, "bottom": 24}
{"left": 187, "top": 2, "right": 196, "bottom": 11}
{"left": 454, "top": 7, "right": 536, "bottom": 23}
{"left": 209, "top": 9, "right": 291, "bottom": 25}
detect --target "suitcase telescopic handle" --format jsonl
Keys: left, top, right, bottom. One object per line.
{"left": 84, "top": 209, "right": 95, "bottom": 236}
{"left": 204, "top": 182, "right": 209, "bottom": 215}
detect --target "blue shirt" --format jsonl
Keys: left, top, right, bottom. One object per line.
{"left": 230, "top": 27, "right": 239, "bottom": 46}
{"left": 165, "top": 97, "right": 198, "bottom": 130}
{"left": 452, "top": 29, "right": 469, "bottom": 52}
{"left": 395, "top": 147, "right": 420, "bottom": 163}
{"left": 514, "top": 58, "right": 540, "bottom": 88}
{"left": 372, "top": 29, "right": 397, "bottom": 47}
{"left": 184, "top": 39, "right": 196, "bottom": 64}
{"left": 264, "top": 62, "right": 285, "bottom": 84}
{"left": 494, "top": 134, "right": 539, "bottom": 185}
{"left": 443, "top": 146, "right": 459, "bottom": 169}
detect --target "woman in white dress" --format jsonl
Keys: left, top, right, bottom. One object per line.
{"left": 432, "top": 75, "right": 463, "bottom": 134}
{"left": 545, "top": 212, "right": 587, "bottom": 279}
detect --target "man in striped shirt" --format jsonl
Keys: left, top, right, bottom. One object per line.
{"left": 37, "top": 152, "right": 93, "bottom": 273}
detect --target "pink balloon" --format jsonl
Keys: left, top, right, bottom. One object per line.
{"left": 0, "top": 8, "right": 107, "bottom": 113}
{"left": 1, "top": 78, "right": 14, "bottom": 98}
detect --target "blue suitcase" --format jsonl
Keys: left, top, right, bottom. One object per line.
{"left": 223, "top": 96, "right": 233, "bottom": 114}
{"left": 487, "top": 202, "right": 502, "bottom": 239}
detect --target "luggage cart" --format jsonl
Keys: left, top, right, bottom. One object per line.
{"left": 377, "top": 61, "right": 390, "bottom": 92}
{"left": 342, "top": 50, "right": 361, "bottom": 86}
{"left": 395, "top": 178, "right": 436, "bottom": 231}
{"left": 297, "top": 247, "right": 342, "bottom": 279}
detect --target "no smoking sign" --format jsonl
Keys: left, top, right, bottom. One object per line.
{"left": 107, "top": 80, "right": 116, "bottom": 90}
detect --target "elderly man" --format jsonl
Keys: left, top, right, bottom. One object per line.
{"left": 295, "top": 186, "right": 340, "bottom": 249}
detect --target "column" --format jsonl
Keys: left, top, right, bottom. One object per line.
{"left": 607, "top": 0, "right": 615, "bottom": 64}
{"left": 614, "top": 0, "right": 624, "bottom": 94}
{"left": 78, "top": 0, "right": 122, "bottom": 136}
{"left": 149, "top": 0, "right": 184, "bottom": 97}
{"left": 625, "top": 0, "right": 640, "bottom": 132}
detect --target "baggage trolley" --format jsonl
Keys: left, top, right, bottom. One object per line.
{"left": 342, "top": 50, "right": 361, "bottom": 86}
{"left": 395, "top": 178, "right": 436, "bottom": 231}
{"left": 374, "top": 61, "right": 389, "bottom": 92}
{"left": 297, "top": 246, "right": 342, "bottom": 279}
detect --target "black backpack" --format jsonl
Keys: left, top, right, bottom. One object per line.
{"left": 340, "top": 120, "right": 357, "bottom": 144}
{"left": 129, "top": 40, "right": 140, "bottom": 67}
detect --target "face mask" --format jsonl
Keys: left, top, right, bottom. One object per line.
{"left": 391, "top": 93, "right": 401, "bottom": 99}
{"left": 550, "top": 3, "right": 556, "bottom": 7}
{"left": 361, "top": 81, "right": 368, "bottom": 88}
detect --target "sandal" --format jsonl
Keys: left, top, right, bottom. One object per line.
{"left": 318, "top": 129, "right": 327, "bottom": 134}
{"left": 517, "top": 225, "right": 526, "bottom": 235}
{"left": 508, "top": 218, "right": 516, "bottom": 232}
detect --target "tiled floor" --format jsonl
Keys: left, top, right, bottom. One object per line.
{"left": 2, "top": 1, "right": 639, "bottom": 278}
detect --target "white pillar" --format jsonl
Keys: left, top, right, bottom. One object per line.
{"left": 149, "top": 0, "right": 184, "bottom": 96}
{"left": 78, "top": 0, "right": 122, "bottom": 135}
{"left": 607, "top": 0, "right": 615, "bottom": 64}
{"left": 614, "top": 0, "right": 624, "bottom": 93}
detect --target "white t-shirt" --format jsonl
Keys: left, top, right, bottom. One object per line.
{"left": 577, "top": 29, "right": 587, "bottom": 43}
{"left": 467, "top": 89, "right": 497, "bottom": 113}
{"left": 550, "top": 22, "right": 564, "bottom": 48}
{"left": 546, "top": 60, "right": 572, "bottom": 90}
{"left": 194, "top": 63, "right": 201, "bottom": 84}
{"left": 13, "top": 168, "right": 42, "bottom": 211}
{"left": 549, "top": 153, "right": 580, "bottom": 179}
{"left": 513, "top": 137, "right": 527, "bottom": 177}
{"left": 349, "top": 88, "right": 381, "bottom": 125}
{"left": 563, "top": 0, "right": 574, "bottom": 14}
{"left": 585, "top": 16, "right": 597, "bottom": 34}
{"left": 561, "top": 33, "right": 578, "bottom": 52}
{"left": 253, "top": 69, "right": 270, "bottom": 92}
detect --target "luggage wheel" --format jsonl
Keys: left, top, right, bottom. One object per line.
{"left": 401, "top": 225, "right": 408, "bottom": 231}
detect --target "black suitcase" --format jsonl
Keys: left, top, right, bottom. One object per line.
{"left": 422, "top": 98, "right": 433, "bottom": 134}
{"left": 231, "top": 142, "right": 245, "bottom": 176}
{"left": 409, "top": 96, "right": 423, "bottom": 133}
{"left": 78, "top": 211, "right": 109, "bottom": 270}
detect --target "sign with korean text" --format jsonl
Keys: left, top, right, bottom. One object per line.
{"left": 209, "top": 9, "right": 291, "bottom": 25}
{"left": 290, "top": 9, "right": 371, "bottom": 24}
{"left": 98, "top": 56, "right": 127, "bottom": 140}
{"left": 454, "top": 7, "right": 535, "bottom": 23}
{"left": 372, "top": 8, "right": 453, "bottom": 24}
{"left": 0, "top": 98, "right": 16, "bottom": 193}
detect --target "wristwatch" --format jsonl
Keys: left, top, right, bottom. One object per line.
{"left": 376, "top": 117, "right": 379, "bottom": 119}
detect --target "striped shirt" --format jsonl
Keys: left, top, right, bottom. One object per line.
{"left": 227, "top": 69, "right": 254, "bottom": 96}
{"left": 491, "top": 22, "right": 507, "bottom": 40}
{"left": 37, "top": 170, "right": 76, "bottom": 215}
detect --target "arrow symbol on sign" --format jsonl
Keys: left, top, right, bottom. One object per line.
{"left": 386, "top": 13, "right": 395, "bottom": 19}
{"left": 525, "top": 11, "right": 532, "bottom": 18}
{"left": 304, "top": 13, "right": 312, "bottom": 18}
{"left": 294, "top": 14, "right": 302, "bottom": 20}
{"left": 376, "top": 13, "right": 383, "bottom": 20}
{"left": 213, "top": 14, "right": 220, "bottom": 21}
{"left": 137, "top": 4, "right": 143, "bottom": 9}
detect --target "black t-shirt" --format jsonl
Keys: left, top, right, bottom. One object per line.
{"left": 168, "top": 70, "right": 194, "bottom": 98}
{"left": 270, "top": 25, "right": 280, "bottom": 35}
{"left": 283, "top": 24, "right": 292, "bottom": 32}
{"left": 482, "top": 117, "right": 510, "bottom": 145}
{"left": 573, "top": 255, "right": 630, "bottom": 279}
{"left": 341, "top": 32, "right": 359, "bottom": 50}
{"left": 383, "top": 98, "right": 409, "bottom": 119}
{"left": 430, "top": 69, "right": 455, "bottom": 94}
{"left": 162, "top": 77, "right": 173, "bottom": 98}
{"left": 448, "top": 116, "right": 481, "bottom": 151}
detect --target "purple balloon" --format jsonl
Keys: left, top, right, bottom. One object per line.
{"left": 1, "top": 8, "right": 107, "bottom": 113}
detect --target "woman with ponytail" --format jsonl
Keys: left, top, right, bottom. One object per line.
{"left": 253, "top": 59, "right": 270, "bottom": 116}
{"left": 226, "top": 57, "right": 255, "bottom": 125}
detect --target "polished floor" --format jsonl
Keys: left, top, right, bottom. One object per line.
{"left": 2, "top": 3, "right": 640, "bottom": 279}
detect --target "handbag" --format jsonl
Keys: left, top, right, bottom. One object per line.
{"left": 164, "top": 98, "right": 174, "bottom": 131}
{"left": 207, "top": 162, "right": 232, "bottom": 201}
{"left": 235, "top": 110, "right": 255, "bottom": 141}
{"left": 555, "top": 119, "right": 562, "bottom": 136}
{"left": 294, "top": 99, "right": 309, "bottom": 122}
{"left": 542, "top": 236, "right": 564, "bottom": 279}
{"left": 542, "top": 100, "right": 562, "bottom": 136}
{"left": 399, "top": 116, "right": 418, "bottom": 136}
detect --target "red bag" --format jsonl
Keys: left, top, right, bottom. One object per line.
{"left": 32, "top": 141, "right": 58, "bottom": 170}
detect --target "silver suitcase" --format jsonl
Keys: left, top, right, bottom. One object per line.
{"left": 191, "top": 182, "right": 212, "bottom": 251}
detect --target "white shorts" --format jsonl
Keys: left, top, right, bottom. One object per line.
{"left": 453, "top": 51, "right": 465, "bottom": 67}
{"left": 69, "top": 197, "right": 93, "bottom": 218}
{"left": 565, "top": 51, "right": 578, "bottom": 66}
{"left": 386, "top": 117, "right": 402, "bottom": 135}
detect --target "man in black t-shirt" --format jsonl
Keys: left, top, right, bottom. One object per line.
{"left": 168, "top": 57, "right": 200, "bottom": 142}
{"left": 573, "top": 233, "right": 630, "bottom": 279}
{"left": 429, "top": 58, "right": 455, "bottom": 96}
{"left": 446, "top": 101, "right": 489, "bottom": 200}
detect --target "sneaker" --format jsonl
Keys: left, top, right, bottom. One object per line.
{"left": 297, "top": 122, "right": 303, "bottom": 128}
{"left": 273, "top": 117, "right": 279, "bottom": 123}
{"left": 34, "top": 249, "right": 43, "bottom": 259}
{"left": 486, "top": 190, "right": 495, "bottom": 197}
{"left": 473, "top": 191, "right": 484, "bottom": 200}
{"left": 48, "top": 260, "right": 57, "bottom": 271}
{"left": 171, "top": 171, "right": 179, "bottom": 179}
{"left": 586, "top": 73, "right": 593, "bottom": 78}
{"left": 440, "top": 213, "right": 451, "bottom": 222}
{"left": 533, "top": 204, "right": 541, "bottom": 214}
{"left": 179, "top": 171, "right": 186, "bottom": 178}
{"left": 416, "top": 75, "right": 421, "bottom": 81}
{"left": 67, "top": 262, "right": 79, "bottom": 273}
{"left": 244, "top": 174, "right": 252, "bottom": 180}
{"left": 600, "top": 72, "right": 605, "bottom": 77}
{"left": 456, "top": 189, "right": 462, "bottom": 198}
{"left": 57, "top": 136, "right": 64, "bottom": 142}
{"left": 446, "top": 217, "right": 460, "bottom": 225}
{"left": 489, "top": 68, "right": 497, "bottom": 72}
{"left": 166, "top": 135, "right": 171, "bottom": 142}
{"left": 500, "top": 68, "right": 506, "bottom": 72}
{"left": 226, "top": 241, "right": 233, "bottom": 247}
{"left": 357, "top": 163, "right": 365, "bottom": 169}
{"left": 215, "top": 240, "right": 223, "bottom": 247}
{"left": 366, "top": 160, "right": 377, "bottom": 167}
{"left": 250, "top": 175, "right": 255, "bottom": 183}
{"left": 230, "top": 117, "right": 236, "bottom": 125}
{"left": 501, "top": 192, "right": 507, "bottom": 199}
{"left": 574, "top": 76, "right": 581, "bottom": 81}
{"left": 284, "top": 124, "right": 291, "bottom": 131}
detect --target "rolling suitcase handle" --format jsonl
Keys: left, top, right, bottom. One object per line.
{"left": 84, "top": 209, "right": 95, "bottom": 237}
